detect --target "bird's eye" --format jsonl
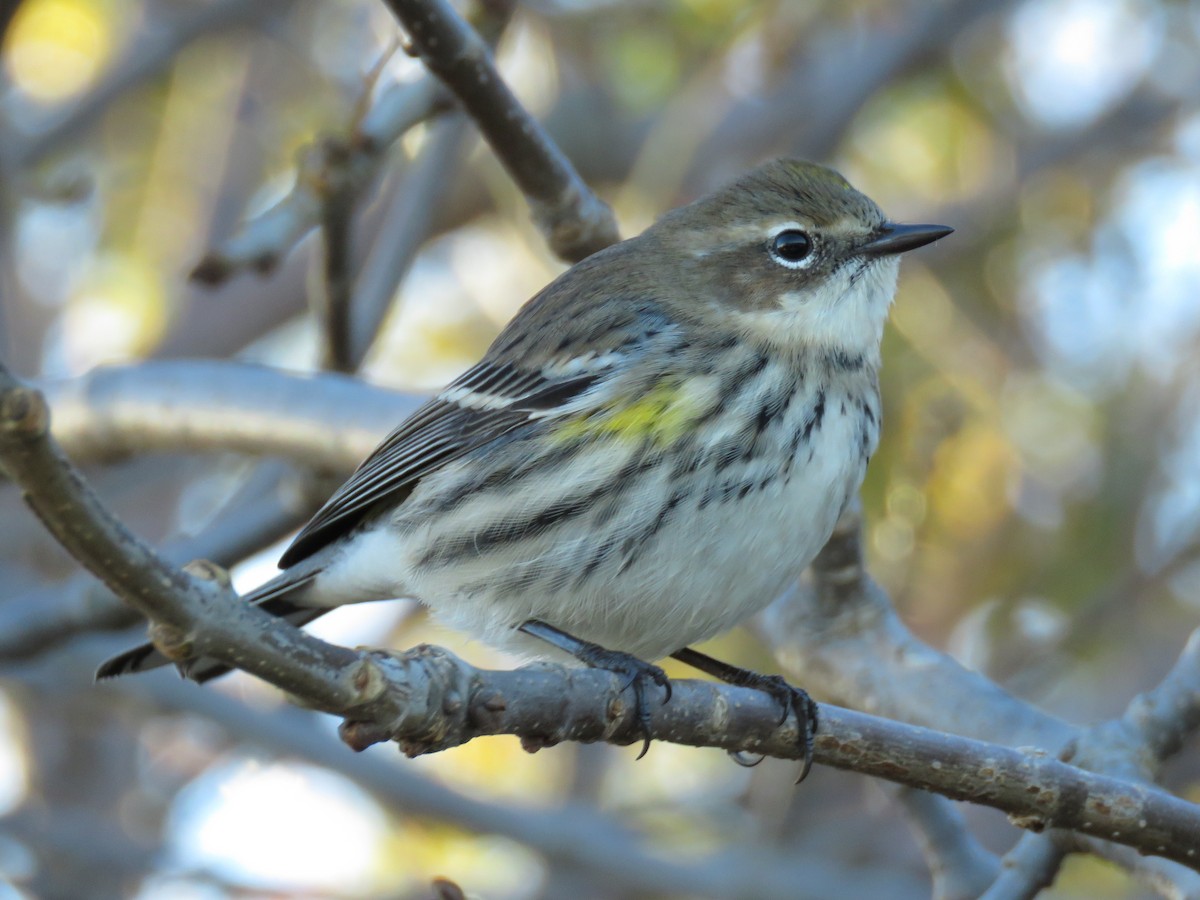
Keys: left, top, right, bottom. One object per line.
{"left": 769, "top": 230, "right": 813, "bottom": 268}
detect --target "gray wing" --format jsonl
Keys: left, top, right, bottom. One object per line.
{"left": 277, "top": 361, "right": 599, "bottom": 567}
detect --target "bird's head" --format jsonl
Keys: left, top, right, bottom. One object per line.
{"left": 649, "top": 159, "right": 952, "bottom": 359}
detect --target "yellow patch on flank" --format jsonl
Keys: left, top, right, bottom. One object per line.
{"left": 554, "top": 376, "right": 716, "bottom": 446}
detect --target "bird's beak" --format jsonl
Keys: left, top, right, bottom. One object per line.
{"left": 859, "top": 223, "right": 954, "bottom": 257}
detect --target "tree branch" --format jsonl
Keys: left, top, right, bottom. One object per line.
{"left": 313, "top": 138, "right": 359, "bottom": 373}
{"left": 40, "top": 360, "right": 420, "bottom": 471}
{"left": 16, "top": 643, "right": 910, "bottom": 899}
{"left": 4, "top": 361, "right": 1200, "bottom": 870}
{"left": 0, "top": 361, "right": 361, "bottom": 708}
{"left": 977, "top": 834, "right": 1065, "bottom": 900}
{"left": 106, "top": 672, "right": 809, "bottom": 899}
{"left": 0, "top": 463, "right": 311, "bottom": 661}
{"left": 890, "top": 785, "right": 999, "bottom": 900}
{"left": 380, "top": 0, "right": 619, "bottom": 262}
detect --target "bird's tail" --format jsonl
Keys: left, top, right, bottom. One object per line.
{"left": 94, "top": 563, "right": 331, "bottom": 683}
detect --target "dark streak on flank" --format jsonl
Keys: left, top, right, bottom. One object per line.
{"left": 802, "top": 390, "right": 826, "bottom": 443}
{"left": 618, "top": 488, "right": 690, "bottom": 572}
{"left": 427, "top": 440, "right": 578, "bottom": 515}
{"left": 825, "top": 350, "right": 864, "bottom": 372}
{"left": 575, "top": 533, "right": 620, "bottom": 587}
{"left": 712, "top": 437, "right": 748, "bottom": 473}
{"left": 698, "top": 472, "right": 772, "bottom": 509}
{"left": 419, "top": 448, "right": 660, "bottom": 567}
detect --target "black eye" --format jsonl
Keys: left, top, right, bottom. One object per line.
{"left": 769, "top": 230, "right": 813, "bottom": 268}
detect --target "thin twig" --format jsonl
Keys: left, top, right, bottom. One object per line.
{"left": 190, "top": 82, "right": 449, "bottom": 286}
{"left": 347, "top": 114, "right": 470, "bottom": 367}
{"left": 978, "top": 834, "right": 1066, "bottom": 900}
{"left": 381, "top": 0, "right": 619, "bottom": 262}
{"left": 1123, "top": 628, "right": 1200, "bottom": 763}
{"left": 314, "top": 141, "right": 358, "bottom": 373}
{"left": 190, "top": 0, "right": 515, "bottom": 287}
{"left": 890, "top": 786, "right": 999, "bottom": 900}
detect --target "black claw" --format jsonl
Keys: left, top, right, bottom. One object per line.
{"left": 790, "top": 689, "right": 819, "bottom": 784}
{"left": 658, "top": 671, "right": 673, "bottom": 705}
{"left": 518, "top": 620, "right": 673, "bottom": 759}
{"left": 748, "top": 675, "right": 818, "bottom": 783}
{"left": 670, "top": 648, "right": 819, "bottom": 782}
{"left": 600, "top": 654, "right": 670, "bottom": 758}
{"left": 737, "top": 675, "right": 818, "bottom": 782}
{"left": 630, "top": 675, "right": 652, "bottom": 760}
{"left": 587, "top": 653, "right": 668, "bottom": 758}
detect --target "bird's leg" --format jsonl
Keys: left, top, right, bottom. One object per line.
{"left": 518, "top": 619, "right": 672, "bottom": 759}
{"left": 671, "top": 647, "right": 817, "bottom": 782}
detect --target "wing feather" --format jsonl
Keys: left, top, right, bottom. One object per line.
{"left": 277, "top": 363, "right": 599, "bottom": 567}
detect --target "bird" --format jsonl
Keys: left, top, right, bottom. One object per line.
{"left": 98, "top": 158, "right": 951, "bottom": 770}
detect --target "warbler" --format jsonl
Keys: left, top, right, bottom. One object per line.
{"left": 98, "top": 159, "right": 950, "bottom": 765}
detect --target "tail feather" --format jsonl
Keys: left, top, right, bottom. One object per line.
{"left": 95, "top": 642, "right": 163, "bottom": 679}
{"left": 95, "top": 565, "right": 327, "bottom": 683}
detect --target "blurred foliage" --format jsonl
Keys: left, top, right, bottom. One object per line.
{"left": 3, "top": 0, "right": 116, "bottom": 101}
{"left": 1, "top": 0, "right": 1199, "bottom": 897}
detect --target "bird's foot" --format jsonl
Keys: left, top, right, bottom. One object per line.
{"left": 671, "top": 647, "right": 818, "bottom": 782}
{"left": 519, "top": 619, "right": 672, "bottom": 759}
{"left": 744, "top": 672, "right": 818, "bottom": 782}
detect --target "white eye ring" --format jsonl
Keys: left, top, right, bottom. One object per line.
{"left": 768, "top": 225, "right": 815, "bottom": 269}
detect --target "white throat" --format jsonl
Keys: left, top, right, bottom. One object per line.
{"left": 736, "top": 256, "right": 900, "bottom": 361}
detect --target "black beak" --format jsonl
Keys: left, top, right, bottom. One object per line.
{"left": 859, "top": 223, "right": 953, "bottom": 258}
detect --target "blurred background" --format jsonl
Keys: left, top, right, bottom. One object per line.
{"left": 1, "top": 0, "right": 1199, "bottom": 897}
